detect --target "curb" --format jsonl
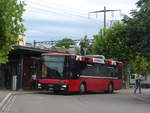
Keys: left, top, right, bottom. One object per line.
{"left": 0, "top": 93, "right": 12, "bottom": 111}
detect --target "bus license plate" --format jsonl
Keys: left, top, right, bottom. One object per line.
{"left": 48, "top": 84, "right": 54, "bottom": 87}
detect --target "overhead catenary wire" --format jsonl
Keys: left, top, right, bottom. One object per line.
{"left": 24, "top": 0, "right": 122, "bottom": 27}
{"left": 32, "top": 0, "right": 89, "bottom": 15}
{"left": 24, "top": 2, "right": 101, "bottom": 25}
{"left": 24, "top": 6, "right": 100, "bottom": 40}
{"left": 25, "top": 0, "right": 89, "bottom": 15}
{"left": 24, "top": 6, "right": 101, "bottom": 27}
{"left": 23, "top": 0, "right": 103, "bottom": 41}
{"left": 25, "top": 0, "right": 89, "bottom": 19}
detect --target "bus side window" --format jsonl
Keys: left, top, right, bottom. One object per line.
{"left": 81, "top": 63, "right": 97, "bottom": 76}
{"left": 98, "top": 64, "right": 107, "bottom": 77}
{"left": 70, "top": 59, "right": 86, "bottom": 79}
{"left": 69, "top": 59, "right": 78, "bottom": 79}
{"left": 107, "top": 67, "right": 114, "bottom": 77}
{"left": 117, "top": 67, "right": 122, "bottom": 79}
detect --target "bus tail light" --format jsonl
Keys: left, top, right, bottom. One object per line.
{"left": 88, "top": 58, "right": 93, "bottom": 62}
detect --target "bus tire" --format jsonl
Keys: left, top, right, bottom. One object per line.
{"left": 80, "top": 83, "right": 86, "bottom": 94}
{"left": 107, "top": 83, "right": 114, "bottom": 94}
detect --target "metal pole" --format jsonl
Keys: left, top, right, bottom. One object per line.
{"left": 103, "top": 6, "right": 106, "bottom": 35}
{"left": 104, "top": 6, "right": 106, "bottom": 30}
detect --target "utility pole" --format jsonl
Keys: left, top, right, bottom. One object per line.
{"left": 89, "top": 6, "right": 121, "bottom": 34}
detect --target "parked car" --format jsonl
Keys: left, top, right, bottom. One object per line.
{"left": 141, "top": 80, "right": 150, "bottom": 88}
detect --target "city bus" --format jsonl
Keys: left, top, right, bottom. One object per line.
{"left": 37, "top": 53, "right": 123, "bottom": 93}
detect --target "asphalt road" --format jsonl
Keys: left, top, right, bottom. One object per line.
{"left": 5, "top": 91, "right": 150, "bottom": 113}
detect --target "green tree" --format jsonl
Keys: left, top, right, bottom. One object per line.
{"left": 92, "top": 22, "right": 131, "bottom": 62}
{"left": 122, "top": 0, "right": 150, "bottom": 59}
{"left": 55, "top": 38, "right": 75, "bottom": 49}
{"left": 128, "top": 55, "right": 150, "bottom": 76}
{"left": 92, "top": 0, "right": 150, "bottom": 75}
{"left": 0, "top": 0, "right": 25, "bottom": 63}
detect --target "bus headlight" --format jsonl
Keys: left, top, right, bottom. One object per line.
{"left": 61, "top": 85, "right": 67, "bottom": 88}
{"left": 38, "top": 83, "right": 41, "bottom": 87}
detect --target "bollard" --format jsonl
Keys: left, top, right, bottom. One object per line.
{"left": 12, "top": 75, "right": 17, "bottom": 91}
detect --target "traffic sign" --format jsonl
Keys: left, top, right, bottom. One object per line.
{"left": 127, "top": 66, "right": 132, "bottom": 73}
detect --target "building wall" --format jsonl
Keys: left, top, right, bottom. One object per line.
{"left": 0, "top": 54, "right": 41, "bottom": 90}
{"left": 17, "top": 35, "right": 26, "bottom": 46}
{"left": 23, "top": 56, "right": 36, "bottom": 89}
{"left": 0, "top": 64, "right": 5, "bottom": 89}
{"left": 0, "top": 45, "right": 49, "bottom": 90}
{"left": 23, "top": 56, "right": 41, "bottom": 89}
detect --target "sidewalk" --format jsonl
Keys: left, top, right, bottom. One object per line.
{"left": 119, "top": 88, "right": 150, "bottom": 103}
{"left": 120, "top": 88, "right": 150, "bottom": 94}
{"left": 135, "top": 88, "right": 150, "bottom": 103}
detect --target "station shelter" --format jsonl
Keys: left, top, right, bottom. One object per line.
{"left": 0, "top": 45, "right": 50, "bottom": 90}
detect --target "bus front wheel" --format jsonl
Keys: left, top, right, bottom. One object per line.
{"left": 80, "top": 83, "right": 86, "bottom": 94}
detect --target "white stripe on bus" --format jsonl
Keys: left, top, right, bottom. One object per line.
{"left": 80, "top": 75, "right": 118, "bottom": 79}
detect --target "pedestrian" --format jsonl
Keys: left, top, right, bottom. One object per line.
{"left": 134, "top": 74, "right": 142, "bottom": 94}
{"left": 31, "top": 72, "right": 37, "bottom": 90}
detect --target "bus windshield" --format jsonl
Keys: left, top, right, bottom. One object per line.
{"left": 41, "top": 55, "right": 67, "bottom": 79}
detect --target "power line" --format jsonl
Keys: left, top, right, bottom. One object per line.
{"left": 26, "top": 0, "right": 89, "bottom": 14}
{"left": 25, "top": 0, "right": 89, "bottom": 19}
{"left": 24, "top": 3, "right": 101, "bottom": 25}
{"left": 24, "top": 7, "right": 100, "bottom": 27}
{"left": 23, "top": 0, "right": 102, "bottom": 41}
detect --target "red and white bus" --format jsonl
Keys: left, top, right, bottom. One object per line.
{"left": 37, "top": 53, "right": 123, "bottom": 93}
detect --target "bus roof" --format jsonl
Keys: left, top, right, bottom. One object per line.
{"left": 86, "top": 55, "right": 105, "bottom": 59}
{"left": 41, "top": 53, "right": 123, "bottom": 66}
{"left": 42, "top": 53, "right": 70, "bottom": 56}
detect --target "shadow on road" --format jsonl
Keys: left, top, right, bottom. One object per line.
{"left": 12, "top": 89, "right": 120, "bottom": 96}
{"left": 28, "top": 91, "right": 119, "bottom": 96}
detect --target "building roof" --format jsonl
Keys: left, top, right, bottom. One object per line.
{"left": 48, "top": 46, "right": 69, "bottom": 53}
{"left": 13, "top": 45, "right": 49, "bottom": 52}
{"left": 9, "top": 45, "right": 50, "bottom": 56}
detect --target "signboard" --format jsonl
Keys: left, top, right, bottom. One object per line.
{"left": 93, "top": 58, "right": 105, "bottom": 64}
{"left": 127, "top": 66, "right": 132, "bottom": 73}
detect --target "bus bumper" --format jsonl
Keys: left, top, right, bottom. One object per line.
{"left": 37, "top": 83, "right": 68, "bottom": 92}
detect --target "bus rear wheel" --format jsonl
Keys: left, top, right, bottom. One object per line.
{"left": 80, "top": 83, "right": 86, "bottom": 94}
{"left": 107, "top": 83, "right": 114, "bottom": 94}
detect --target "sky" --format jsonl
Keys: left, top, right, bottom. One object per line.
{"left": 22, "top": 0, "right": 138, "bottom": 43}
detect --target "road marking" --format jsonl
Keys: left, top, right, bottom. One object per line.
{"left": 0, "top": 93, "right": 11, "bottom": 110}
{"left": 5, "top": 96, "right": 16, "bottom": 113}
{"left": 0, "top": 95, "right": 16, "bottom": 113}
{"left": 24, "top": 94, "right": 43, "bottom": 99}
